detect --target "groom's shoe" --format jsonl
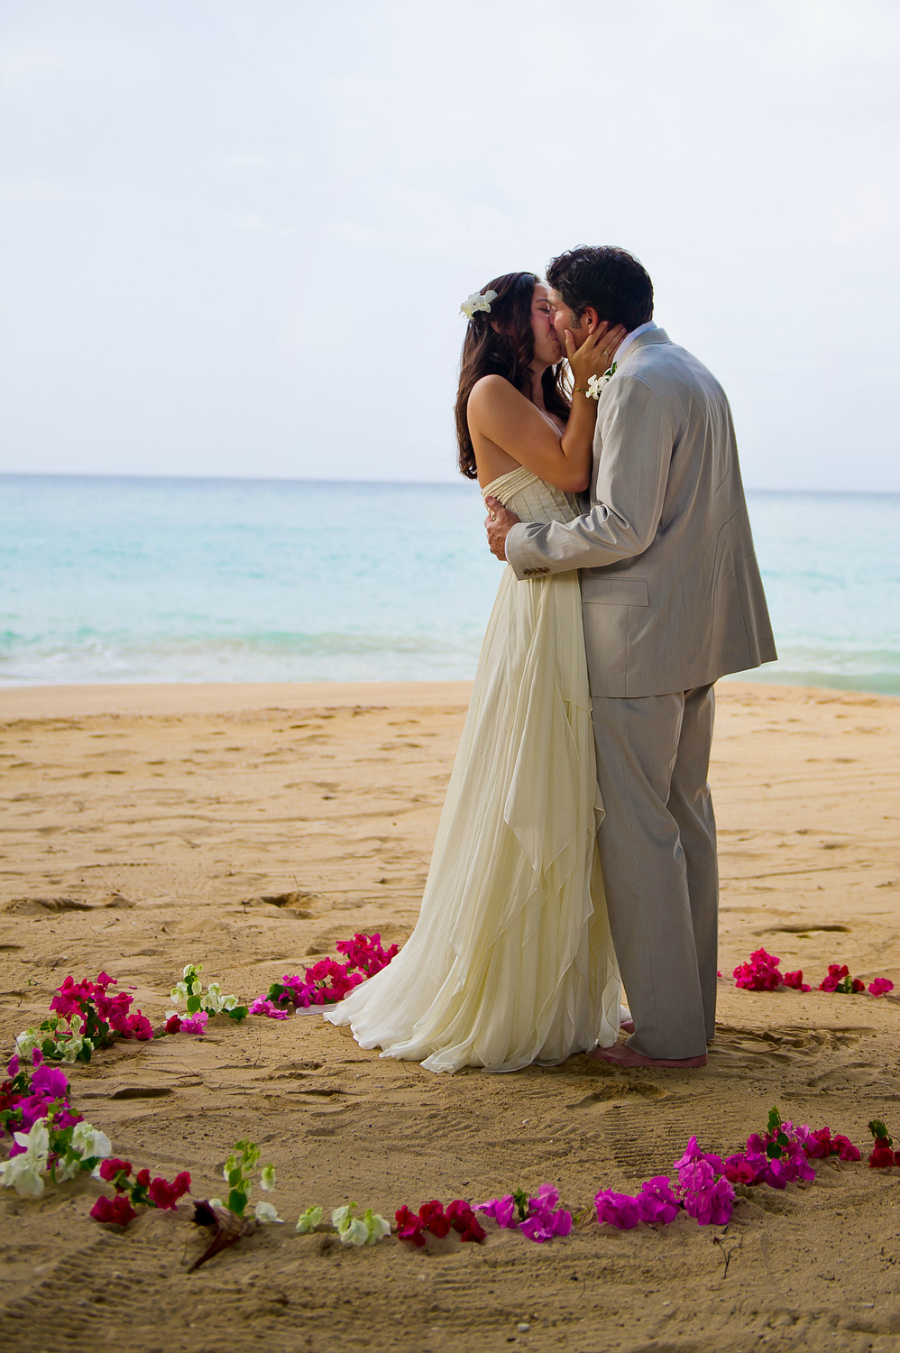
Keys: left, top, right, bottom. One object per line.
{"left": 588, "top": 1043, "right": 708, "bottom": 1070}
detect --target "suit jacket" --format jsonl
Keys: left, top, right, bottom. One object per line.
{"left": 505, "top": 328, "right": 777, "bottom": 697}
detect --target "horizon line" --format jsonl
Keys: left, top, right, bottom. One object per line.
{"left": 2, "top": 470, "right": 899, "bottom": 498}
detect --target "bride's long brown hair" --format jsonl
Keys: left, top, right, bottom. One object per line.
{"left": 454, "top": 271, "right": 571, "bottom": 480}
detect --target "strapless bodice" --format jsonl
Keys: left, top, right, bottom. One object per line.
{"left": 481, "top": 466, "right": 579, "bottom": 525}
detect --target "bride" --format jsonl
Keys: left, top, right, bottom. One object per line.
{"left": 325, "top": 272, "right": 623, "bottom": 1072}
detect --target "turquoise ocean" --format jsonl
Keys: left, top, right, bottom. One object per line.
{"left": 1, "top": 475, "right": 898, "bottom": 695}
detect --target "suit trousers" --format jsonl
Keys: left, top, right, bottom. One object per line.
{"left": 591, "top": 684, "right": 718, "bottom": 1059}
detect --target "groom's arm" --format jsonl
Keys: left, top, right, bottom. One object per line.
{"left": 504, "top": 375, "right": 674, "bottom": 579}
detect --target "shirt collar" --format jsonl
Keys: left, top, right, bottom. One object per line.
{"left": 614, "top": 320, "right": 658, "bottom": 365}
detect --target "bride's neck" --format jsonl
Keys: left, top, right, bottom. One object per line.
{"left": 529, "top": 364, "right": 548, "bottom": 409}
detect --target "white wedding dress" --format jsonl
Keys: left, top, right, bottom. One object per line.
{"left": 325, "top": 466, "right": 621, "bottom": 1072}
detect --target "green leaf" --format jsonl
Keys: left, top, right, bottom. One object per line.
{"left": 227, "top": 1189, "right": 247, "bottom": 1216}
{"left": 512, "top": 1187, "right": 529, "bottom": 1222}
{"left": 766, "top": 1106, "right": 783, "bottom": 1135}
{"left": 228, "top": 1167, "right": 243, "bottom": 1187}
{"left": 187, "top": 995, "right": 202, "bottom": 1014}
{"left": 868, "top": 1119, "right": 892, "bottom": 1145}
{"left": 227, "top": 1006, "right": 249, "bottom": 1023}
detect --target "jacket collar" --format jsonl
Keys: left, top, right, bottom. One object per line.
{"left": 616, "top": 326, "right": 671, "bottom": 369}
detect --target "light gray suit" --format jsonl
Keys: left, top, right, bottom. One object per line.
{"left": 506, "top": 327, "right": 776, "bottom": 1059}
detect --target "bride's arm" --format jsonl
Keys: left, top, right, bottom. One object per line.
{"left": 467, "top": 324, "right": 624, "bottom": 493}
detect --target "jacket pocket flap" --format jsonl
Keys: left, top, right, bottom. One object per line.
{"left": 582, "top": 577, "right": 650, "bottom": 606}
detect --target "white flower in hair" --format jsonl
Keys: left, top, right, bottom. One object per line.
{"left": 460, "top": 289, "right": 498, "bottom": 319}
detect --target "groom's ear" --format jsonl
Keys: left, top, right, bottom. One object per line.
{"left": 582, "top": 306, "right": 601, "bottom": 335}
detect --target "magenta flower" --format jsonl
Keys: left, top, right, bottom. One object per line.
{"left": 733, "top": 948, "right": 785, "bottom": 991}
{"left": 594, "top": 1189, "right": 644, "bottom": 1230}
{"left": 723, "top": 1152, "right": 758, "bottom": 1184}
{"left": 147, "top": 1171, "right": 191, "bottom": 1209}
{"left": 248, "top": 998, "right": 290, "bottom": 1020}
{"left": 682, "top": 1174, "right": 735, "bottom": 1226}
{"left": 637, "top": 1177, "right": 681, "bottom": 1224}
{"left": 673, "top": 1135, "right": 725, "bottom": 1177}
{"left": 868, "top": 978, "right": 894, "bottom": 997}
{"left": 520, "top": 1210, "right": 571, "bottom": 1242}
{"left": 476, "top": 1194, "right": 517, "bottom": 1228}
{"left": 179, "top": 1012, "right": 208, "bottom": 1035}
{"left": 30, "top": 1064, "right": 70, "bottom": 1100}
{"left": 90, "top": 1194, "right": 138, "bottom": 1227}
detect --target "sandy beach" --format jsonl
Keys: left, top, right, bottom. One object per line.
{"left": 0, "top": 678, "right": 898, "bottom": 1353}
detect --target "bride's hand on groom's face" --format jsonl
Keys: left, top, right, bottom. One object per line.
{"left": 565, "top": 321, "right": 627, "bottom": 384}
{"left": 484, "top": 496, "right": 520, "bottom": 561}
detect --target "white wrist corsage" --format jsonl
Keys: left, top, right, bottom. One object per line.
{"left": 460, "top": 289, "right": 498, "bottom": 319}
{"left": 585, "top": 363, "right": 617, "bottom": 400}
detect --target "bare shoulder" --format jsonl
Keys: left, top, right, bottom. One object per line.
{"left": 467, "top": 374, "right": 526, "bottom": 424}
{"left": 468, "top": 374, "right": 514, "bottom": 405}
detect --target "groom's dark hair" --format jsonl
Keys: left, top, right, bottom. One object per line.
{"left": 546, "top": 246, "right": 653, "bottom": 332}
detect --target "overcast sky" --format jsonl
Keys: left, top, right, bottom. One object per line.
{"left": 1, "top": 0, "right": 897, "bottom": 489}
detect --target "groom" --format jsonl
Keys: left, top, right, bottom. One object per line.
{"left": 486, "top": 246, "right": 776, "bottom": 1069}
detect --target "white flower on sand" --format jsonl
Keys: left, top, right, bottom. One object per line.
{"left": 254, "top": 1200, "right": 283, "bottom": 1225}
{"left": 296, "top": 1205, "right": 324, "bottom": 1234}
{"left": 203, "top": 982, "right": 239, "bottom": 1014}
{"left": 56, "top": 1030, "right": 88, "bottom": 1063}
{"left": 0, "top": 1119, "right": 50, "bottom": 1197}
{"left": 14, "top": 1029, "right": 42, "bottom": 1059}
{"left": 260, "top": 1164, "right": 276, "bottom": 1192}
{"left": 204, "top": 982, "right": 225, "bottom": 1013}
{"left": 171, "top": 964, "right": 203, "bottom": 1005}
{"left": 460, "top": 288, "right": 498, "bottom": 320}
{"left": 71, "top": 1121, "right": 112, "bottom": 1161}
{"left": 332, "top": 1202, "right": 391, "bottom": 1246}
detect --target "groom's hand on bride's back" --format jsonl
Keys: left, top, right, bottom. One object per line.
{"left": 485, "top": 497, "right": 520, "bottom": 561}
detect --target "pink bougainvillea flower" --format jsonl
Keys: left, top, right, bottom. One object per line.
{"left": 179, "top": 1012, "right": 208, "bottom": 1035}
{"left": 819, "top": 963, "right": 850, "bottom": 992}
{"left": 148, "top": 1171, "right": 191, "bottom": 1210}
{"left": 165, "top": 1014, "right": 182, "bottom": 1034}
{"left": 782, "top": 970, "right": 811, "bottom": 992}
{"left": 673, "top": 1136, "right": 725, "bottom": 1177}
{"left": 30, "top": 1063, "right": 69, "bottom": 1100}
{"left": 418, "top": 1199, "right": 452, "bottom": 1238}
{"left": 594, "top": 1189, "right": 644, "bottom": 1230}
{"left": 637, "top": 1177, "right": 681, "bottom": 1225}
{"left": 395, "top": 1199, "right": 485, "bottom": 1246}
{"left": 476, "top": 1194, "right": 517, "bottom": 1229}
{"left": 445, "top": 1199, "right": 485, "bottom": 1243}
{"left": 831, "top": 1134, "right": 861, "bottom": 1161}
{"left": 335, "top": 932, "right": 399, "bottom": 979}
{"left": 90, "top": 1194, "right": 138, "bottom": 1227}
{"left": 519, "top": 1210, "right": 570, "bottom": 1243}
{"left": 395, "top": 1204, "right": 426, "bottom": 1246}
{"left": 98, "top": 1157, "right": 132, "bottom": 1185}
{"left": 867, "top": 1121, "right": 900, "bottom": 1168}
{"left": 681, "top": 1174, "right": 735, "bottom": 1226}
{"left": 802, "top": 1127, "right": 835, "bottom": 1159}
{"left": 135, "top": 1167, "right": 151, "bottom": 1188}
{"left": 868, "top": 978, "right": 894, "bottom": 997}
{"left": 733, "top": 948, "right": 784, "bottom": 991}
{"left": 677, "top": 1158, "right": 716, "bottom": 1193}
{"left": 723, "top": 1152, "right": 758, "bottom": 1185}
{"left": 247, "top": 998, "right": 290, "bottom": 1021}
